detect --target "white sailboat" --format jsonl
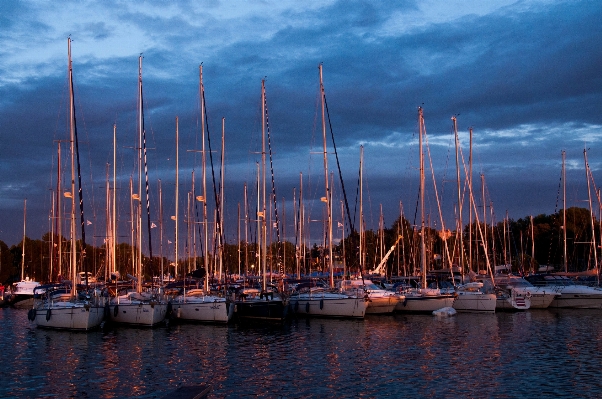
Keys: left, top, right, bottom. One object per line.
{"left": 290, "top": 66, "right": 367, "bottom": 318}
{"left": 172, "top": 65, "right": 233, "bottom": 323}
{"left": 11, "top": 199, "right": 41, "bottom": 309}
{"left": 234, "top": 79, "right": 288, "bottom": 321}
{"left": 395, "top": 108, "right": 455, "bottom": 313}
{"left": 31, "top": 38, "right": 105, "bottom": 330}
{"left": 449, "top": 117, "right": 496, "bottom": 313}
{"left": 524, "top": 150, "right": 602, "bottom": 309}
{"left": 109, "top": 55, "right": 167, "bottom": 327}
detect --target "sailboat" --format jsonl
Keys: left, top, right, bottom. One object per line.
{"left": 289, "top": 65, "right": 368, "bottom": 318}
{"left": 525, "top": 150, "right": 602, "bottom": 308}
{"left": 448, "top": 117, "right": 496, "bottom": 313}
{"left": 108, "top": 55, "right": 167, "bottom": 327}
{"left": 172, "top": 65, "right": 234, "bottom": 323}
{"left": 395, "top": 107, "right": 455, "bottom": 313}
{"left": 234, "top": 79, "right": 288, "bottom": 321}
{"left": 10, "top": 199, "right": 41, "bottom": 309}
{"left": 30, "top": 38, "right": 105, "bottom": 330}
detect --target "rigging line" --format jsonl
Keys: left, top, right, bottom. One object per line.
{"left": 201, "top": 89, "right": 224, "bottom": 248}
{"left": 141, "top": 88, "right": 153, "bottom": 260}
{"left": 71, "top": 70, "right": 88, "bottom": 283}
{"left": 324, "top": 95, "right": 354, "bottom": 234}
{"left": 264, "top": 91, "right": 282, "bottom": 271}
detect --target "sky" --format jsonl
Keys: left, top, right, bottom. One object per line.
{"left": 1, "top": 0, "right": 601, "bottom": 254}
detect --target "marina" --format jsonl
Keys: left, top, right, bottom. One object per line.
{"left": 2, "top": 306, "right": 602, "bottom": 398}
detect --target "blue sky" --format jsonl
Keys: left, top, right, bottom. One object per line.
{"left": 1, "top": 0, "right": 601, "bottom": 252}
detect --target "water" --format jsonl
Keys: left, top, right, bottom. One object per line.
{"left": 1, "top": 308, "right": 602, "bottom": 398}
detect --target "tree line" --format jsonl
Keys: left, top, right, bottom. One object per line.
{"left": 1, "top": 206, "right": 597, "bottom": 284}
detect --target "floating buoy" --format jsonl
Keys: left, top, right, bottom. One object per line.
{"left": 46, "top": 308, "right": 52, "bottom": 321}
{"left": 319, "top": 299, "right": 324, "bottom": 310}
{"left": 28, "top": 308, "right": 36, "bottom": 321}
{"left": 305, "top": 302, "right": 310, "bottom": 313}
{"left": 104, "top": 303, "right": 110, "bottom": 319}
{"left": 166, "top": 301, "right": 173, "bottom": 316}
{"left": 113, "top": 304, "right": 119, "bottom": 318}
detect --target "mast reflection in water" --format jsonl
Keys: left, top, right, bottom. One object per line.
{"left": 2, "top": 309, "right": 602, "bottom": 398}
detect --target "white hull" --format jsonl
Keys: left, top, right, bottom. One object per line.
{"left": 110, "top": 302, "right": 167, "bottom": 327}
{"left": 365, "top": 295, "right": 400, "bottom": 314}
{"left": 396, "top": 295, "right": 455, "bottom": 313}
{"left": 513, "top": 288, "right": 558, "bottom": 309}
{"left": 291, "top": 295, "right": 367, "bottom": 318}
{"left": 31, "top": 303, "right": 104, "bottom": 330}
{"left": 496, "top": 292, "right": 531, "bottom": 310}
{"left": 550, "top": 293, "right": 602, "bottom": 309}
{"left": 453, "top": 292, "right": 497, "bottom": 313}
{"left": 173, "top": 297, "right": 234, "bottom": 323}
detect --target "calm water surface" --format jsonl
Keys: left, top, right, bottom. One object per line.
{"left": 1, "top": 308, "right": 601, "bottom": 398}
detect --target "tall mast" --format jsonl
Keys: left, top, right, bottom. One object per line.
{"left": 562, "top": 150, "right": 567, "bottom": 273}
{"left": 112, "top": 124, "right": 117, "bottom": 278}
{"left": 244, "top": 183, "right": 248, "bottom": 276}
{"left": 453, "top": 116, "right": 464, "bottom": 272}
{"left": 21, "top": 199, "right": 26, "bottom": 281}
{"left": 261, "top": 81, "right": 267, "bottom": 291}
{"left": 359, "top": 146, "right": 364, "bottom": 272}
{"left": 200, "top": 65, "right": 209, "bottom": 291}
{"left": 318, "top": 64, "right": 334, "bottom": 287}
{"left": 468, "top": 128, "right": 473, "bottom": 272}
{"left": 219, "top": 117, "right": 225, "bottom": 282}
{"left": 56, "top": 142, "right": 62, "bottom": 280}
{"left": 137, "top": 55, "right": 143, "bottom": 293}
{"left": 68, "top": 37, "right": 77, "bottom": 296}
{"left": 175, "top": 117, "right": 179, "bottom": 279}
{"left": 159, "top": 179, "right": 163, "bottom": 284}
{"left": 419, "top": 107, "right": 426, "bottom": 289}
{"left": 584, "top": 149, "right": 598, "bottom": 273}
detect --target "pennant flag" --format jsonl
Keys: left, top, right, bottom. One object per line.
{"left": 86, "top": 220, "right": 92, "bottom": 225}
{"left": 337, "top": 222, "right": 343, "bottom": 228}
{"left": 167, "top": 240, "right": 173, "bottom": 244}
{"left": 151, "top": 222, "right": 157, "bottom": 229}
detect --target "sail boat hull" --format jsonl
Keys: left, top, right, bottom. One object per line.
{"left": 452, "top": 292, "right": 496, "bottom": 313}
{"left": 173, "top": 296, "right": 234, "bottom": 323}
{"left": 395, "top": 294, "right": 456, "bottom": 313}
{"left": 109, "top": 302, "right": 167, "bottom": 327}
{"left": 235, "top": 298, "right": 288, "bottom": 321}
{"left": 290, "top": 293, "right": 367, "bottom": 318}
{"left": 31, "top": 302, "right": 105, "bottom": 330}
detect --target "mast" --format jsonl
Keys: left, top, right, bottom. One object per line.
{"left": 244, "top": 183, "right": 248, "bottom": 276}
{"left": 453, "top": 116, "right": 464, "bottom": 272}
{"left": 584, "top": 149, "right": 598, "bottom": 273}
{"left": 21, "top": 199, "right": 26, "bottom": 281}
{"left": 219, "top": 117, "right": 225, "bottom": 282}
{"left": 468, "top": 128, "right": 473, "bottom": 272}
{"left": 562, "top": 150, "right": 567, "bottom": 273}
{"left": 68, "top": 37, "right": 77, "bottom": 296}
{"left": 261, "top": 81, "right": 267, "bottom": 291}
{"left": 481, "top": 173, "right": 487, "bottom": 270}
{"left": 359, "top": 146, "right": 364, "bottom": 272}
{"left": 159, "top": 179, "right": 164, "bottom": 284}
{"left": 319, "top": 64, "right": 334, "bottom": 287}
{"left": 56, "top": 142, "right": 62, "bottom": 280}
{"left": 419, "top": 107, "right": 426, "bottom": 289}
{"left": 136, "top": 55, "right": 143, "bottom": 294}
{"left": 530, "top": 215, "right": 535, "bottom": 273}
{"left": 112, "top": 124, "right": 117, "bottom": 279}
{"left": 200, "top": 65, "right": 209, "bottom": 291}
{"left": 175, "top": 117, "right": 179, "bottom": 279}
